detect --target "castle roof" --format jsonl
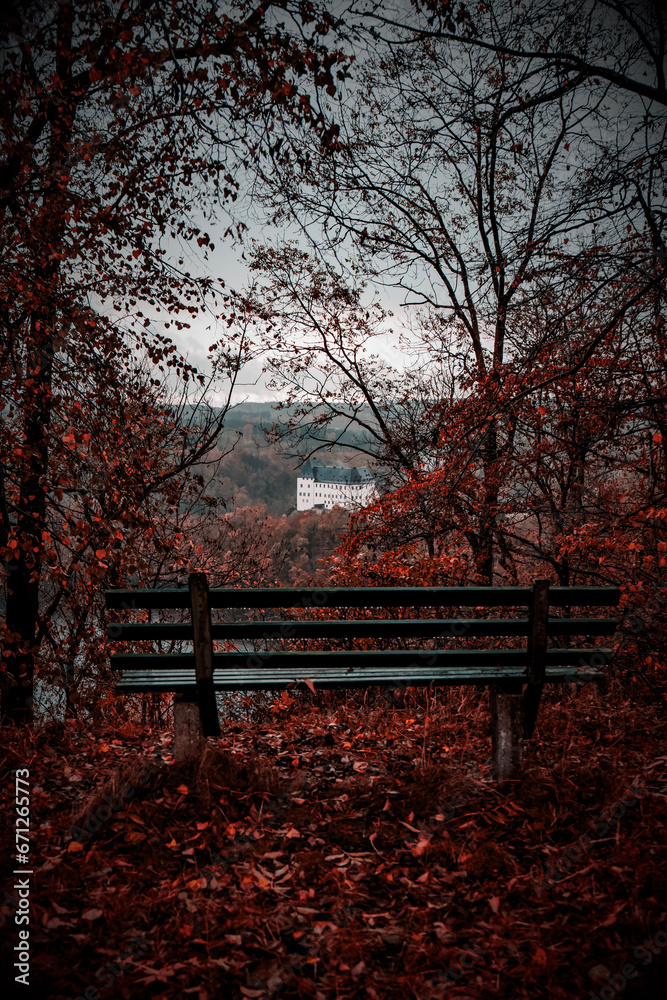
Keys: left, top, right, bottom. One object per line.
{"left": 299, "top": 460, "right": 374, "bottom": 485}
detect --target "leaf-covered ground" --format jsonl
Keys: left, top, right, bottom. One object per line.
{"left": 2, "top": 684, "right": 667, "bottom": 1000}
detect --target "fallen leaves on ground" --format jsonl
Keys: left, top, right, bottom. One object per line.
{"left": 1, "top": 685, "right": 666, "bottom": 999}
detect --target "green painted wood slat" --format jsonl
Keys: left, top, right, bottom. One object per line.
{"left": 106, "top": 617, "right": 617, "bottom": 641}
{"left": 105, "top": 585, "right": 621, "bottom": 611}
{"left": 115, "top": 663, "right": 605, "bottom": 693}
{"left": 110, "top": 647, "right": 613, "bottom": 672}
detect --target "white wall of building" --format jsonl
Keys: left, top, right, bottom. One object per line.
{"left": 296, "top": 473, "right": 376, "bottom": 511}
{"left": 296, "top": 475, "right": 314, "bottom": 511}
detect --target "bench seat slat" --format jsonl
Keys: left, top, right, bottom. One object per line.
{"left": 107, "top": 617, "right": 617, "bottom": 641}
{"left": 115, "top": 663, "right": 605, "bottom": 692}
{"left": 105, "top": 585, "right": 621, "bottom": 611}
{"left": 111, "top": 647, "right": 612, "bottom": 672}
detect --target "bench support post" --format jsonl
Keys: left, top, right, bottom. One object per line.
{"left": 189, "top": 572, "right": 221, "bottom": 739}
{"left": 173, "top": 693, "right": 204, "bottom": 763}
{"left": 523, "top": 579, "right": 550, "bottom": 739}
{"left": 490, "top": 681, "right": 524, "bottom": 781}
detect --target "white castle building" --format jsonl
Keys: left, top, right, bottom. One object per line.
{"left": 296, "top": 460, "right": 377, "bottom": 512}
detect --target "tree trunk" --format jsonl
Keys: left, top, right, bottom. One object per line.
{"left": 3, "top": 325, "right": 55, "bottom": 724}
{"left": 474, "top": 417, "right": 499, "bottom": 585}
{"left": 2, "top": 3, "right": 74, "bottom": 725}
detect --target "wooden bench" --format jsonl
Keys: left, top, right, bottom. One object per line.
{"left": 105, "top": 575, "right": 619, "bottom": 779}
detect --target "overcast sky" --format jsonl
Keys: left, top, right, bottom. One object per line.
{"left": 158, "top": 207, "right": 412, "bottom": 406}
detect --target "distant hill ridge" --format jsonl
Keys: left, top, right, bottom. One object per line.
{"left": 180, "top": 402, "right": 379, "bottom": 513}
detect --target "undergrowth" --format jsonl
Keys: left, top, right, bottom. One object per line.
{"left": 1, "top": 678, "right": 666, "bottom": 1000}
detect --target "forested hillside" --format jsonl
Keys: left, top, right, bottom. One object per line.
{"left": 190, "top": 401, "right": 381, "bottom": 514}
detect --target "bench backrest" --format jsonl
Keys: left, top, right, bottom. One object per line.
{"left": 106, "top": 578, "right": 620, "bottom": 738}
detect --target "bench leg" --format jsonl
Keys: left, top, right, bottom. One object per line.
{"left": 490, "top": 683, "right": 524, "bottom": 781}
{"left": 173, "top": 694, "right": 204, "bottom": 763}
